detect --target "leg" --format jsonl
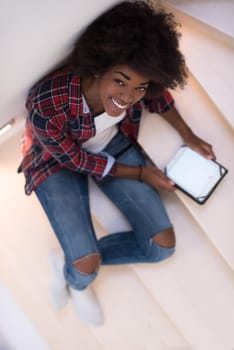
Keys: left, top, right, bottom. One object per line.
{"left": 48, "top": 249, "right": 69, "bottom": 309}
{"left": 35, "top": 168, "right": 103, "bottom": 325}
{"left": 35, "top": 168, "right": 101, "bottom": 290}
{"left": 152, "top": 227, "right": 176, "bottom": 248}
{"left": 95, "top": 136, "right": 175, "bottom": 264}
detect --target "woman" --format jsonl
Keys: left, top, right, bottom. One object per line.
{"left": 18, "top": 0, "right": 214, "bottom": 325}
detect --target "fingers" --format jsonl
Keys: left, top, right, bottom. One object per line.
{"left": 142, "top": 166, "right": 175, "bottom": 191}
{"left": 156, "top": 169, "right": 175, "bottom": 191}
{"left": 159, "top": 179, "right": 175, "bottom": 192}
{"left": 193, "top": 143, "right": 215, "bottom": 160}
{"left": 202, "top": 144, "right": 216, "bottom": 160}
{"left": 185, "top": 134, "right": 216, "bottom": 160}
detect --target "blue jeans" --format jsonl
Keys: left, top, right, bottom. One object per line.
{"left": 35, "top": 132, "right": 175, "bottom": 290}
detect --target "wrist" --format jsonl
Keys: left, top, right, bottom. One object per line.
{"left": 181, "top": 128, "right": 194, "bottom": 142}
{"left": 138, "top": 165, "right": 143, "bottom": 182}
{"left": 114, "top": 162, "right": 144, "bottom": 181}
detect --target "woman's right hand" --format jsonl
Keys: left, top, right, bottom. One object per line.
{"left": 140, "top": 165, "right": 175, "bottom": 192}
{"left": 114, "top": 163, "right": 175, "bottom": 191}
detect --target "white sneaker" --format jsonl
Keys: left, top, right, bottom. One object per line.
{"left": 48, "top": 249, "right": 69, "bottom": 309}
{"left": 69, "top": 286, "right": 104, "bottom": 326}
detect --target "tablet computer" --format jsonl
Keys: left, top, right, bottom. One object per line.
{"left": 165, "top": 146, "right": 228, "bottom": 204}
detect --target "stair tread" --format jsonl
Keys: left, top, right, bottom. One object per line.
{"left": 91, "top": 265, "right": 190, "bottom": 349}
{"left": 163, "top": 0, "right": 234, "bottom": 39}
{"left": 133, "top": 192, "right": 234, "bottom": 349}
{"left": 138, "top": 73, "right": 234, "bottom": 269}
{"left": 162, "top": 5, "right": 234, "bottom": 128}
{"left": 90, "top": 179, "right": 234, "bottom": 349}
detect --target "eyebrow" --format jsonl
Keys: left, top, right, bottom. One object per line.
{"left": 114, "top": 71, "right": 150, "bottom": 85}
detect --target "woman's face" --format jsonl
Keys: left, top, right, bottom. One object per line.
{"left": 96, "top": 65, "right": 150, "bottom": 117}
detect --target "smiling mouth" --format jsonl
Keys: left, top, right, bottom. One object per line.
{"left": 111, "top": 98, "right": 128, "bottom": 109}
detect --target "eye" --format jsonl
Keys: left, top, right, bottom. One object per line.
{"left": 114, "top": 79, "right": 125, "bottom": 87}
{"left": 136, "top": 86, "right": 147, "bottom": 93}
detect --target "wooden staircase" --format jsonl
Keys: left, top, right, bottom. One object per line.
{"left": 0, "top": 1, "right": 233, "bottom": 349}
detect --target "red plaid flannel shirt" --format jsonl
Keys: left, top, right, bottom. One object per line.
{"left": 18, "top": 66, "right": 174, "bottom": 195}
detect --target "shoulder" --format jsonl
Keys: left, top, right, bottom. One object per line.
{"left": 26, "top": 66, "right": 81, "bottom": 113}
{"left": 143, "top": 90, "right": 174, "bottom": 113}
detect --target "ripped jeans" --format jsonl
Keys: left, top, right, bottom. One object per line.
{"left": 35, "top": 132, "right": 175, "bottom": 290}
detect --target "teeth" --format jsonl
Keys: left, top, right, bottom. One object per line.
{"left": 112, "top": 98, "right": 128, "bottom": 109}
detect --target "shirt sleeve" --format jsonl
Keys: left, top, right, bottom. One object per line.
{"left": 143, "top": 89, "right": 174, "bottom": 114}
{"left": 30, "top": 108, "right": 116, "bottom": 177}
{"left": 99, "top": 152, "right": 116, "bottom": 177}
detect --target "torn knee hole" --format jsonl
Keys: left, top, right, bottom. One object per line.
{"left": 73, "top": 253, "right": 101, "bottom": 274}
{"left": 152, "top": 228, "right": 176, "bottom": 248}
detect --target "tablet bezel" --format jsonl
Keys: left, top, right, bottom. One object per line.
{"left": 164, "top": 146, "right": 228, "bottom": 204}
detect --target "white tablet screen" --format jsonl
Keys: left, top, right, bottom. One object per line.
{"left": 165, "top": 147, "right": 223, "bottom": 200}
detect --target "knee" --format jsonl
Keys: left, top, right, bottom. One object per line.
{"left": 73, "top": 253, "right": 101, "bottom": 275}
{"left": 152, "top": 227, "right": 176, "bottom": 249}
{"left": 149, "top": 227, "right": 176, "bottom": 262}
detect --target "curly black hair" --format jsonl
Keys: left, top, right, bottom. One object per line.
{"left": 67, "top": 0, "right": 187, "bottom": 96}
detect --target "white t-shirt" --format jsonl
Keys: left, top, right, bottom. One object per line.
{"left": 81, "top": 95, "right": 126, "bottom": 176}
{"left": 82, "top": 111, "right": 125, "bottom": 153}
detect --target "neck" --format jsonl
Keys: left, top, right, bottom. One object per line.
{"left": 81, "top": 77, "right": 104, "bottom": 115}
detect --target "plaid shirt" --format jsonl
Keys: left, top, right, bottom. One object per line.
{"left": 18, "top": 66, "right": 174, "bottom": 195}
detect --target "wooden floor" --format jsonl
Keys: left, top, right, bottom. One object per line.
{"left": 0, "top": 1, "right": 233, "bottom": 349}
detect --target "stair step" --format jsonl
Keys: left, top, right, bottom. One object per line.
{"left": 133, "top": 192, "right": 234, "bottom": 350}
{"left": 90, "top": 264, "right": 190, "bottom": 350}
{"left": 0, "top": 135, "right": 190, "bottom": 350}
{"left": 162, "top": 3, "right": 234, "bottom": 129}
{"left": 90, "top": 181, "right": 234, "bottom": 349}
{"left": 138, "top": 73, "right": 234, "bottom": 269}
{"left": 2, "top": 125, "right": 234, "bottom": 350}
{"left": 163, "top": 0, "right": 234, "bottom": 39}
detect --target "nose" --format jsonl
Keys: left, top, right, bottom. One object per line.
{"left": 120, "top": 87, "right": 136, "bottom": 104}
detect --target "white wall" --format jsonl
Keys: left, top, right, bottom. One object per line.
{"left": 0, "top": 282, "right": 49, "bottom": 350}
{"left": 1, "top": 1, "right": 118, "bottom": 348}
{"left": 0, "top": 0, "right": 119, "bottom": 140}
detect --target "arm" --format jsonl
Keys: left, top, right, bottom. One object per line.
{"left": 113, "top": 162, "right": 175, "bottom": 191}
{"left": 132, "top": 90, "right": 215, "bottom": 190}
{"left": 31, "top": 112, "right": 174, "bottom": 191}
{"left": 30, "top": 109, "right": 115, "bottom": 178}
{"left": 144, "top": 91, "right": 215, "bottom": 159}
{"left": 161, "top": 105, "right": 215, "bottom": 160}
{"left": 114, "top": 104, "right": 215, "bottom": 189}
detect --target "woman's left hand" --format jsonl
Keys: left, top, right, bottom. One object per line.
{"left": 183, "top": 132, "right": 216, "bottom": 160}
{"left": 161, "top": 105, "right": 216, "bottom": 159}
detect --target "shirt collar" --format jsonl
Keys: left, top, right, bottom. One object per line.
{"left": 69, "top": 74, "right": 84, "bottom": 116}
{"left": 82, "top": 94, "right": 90, "bottom": 113}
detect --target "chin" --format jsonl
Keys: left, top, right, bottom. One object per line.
{"left": 109, "top": 110, "right": 125, "bottom": 117}
{"left": 106, "top": 105, "right": 126, "bottom": 117}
